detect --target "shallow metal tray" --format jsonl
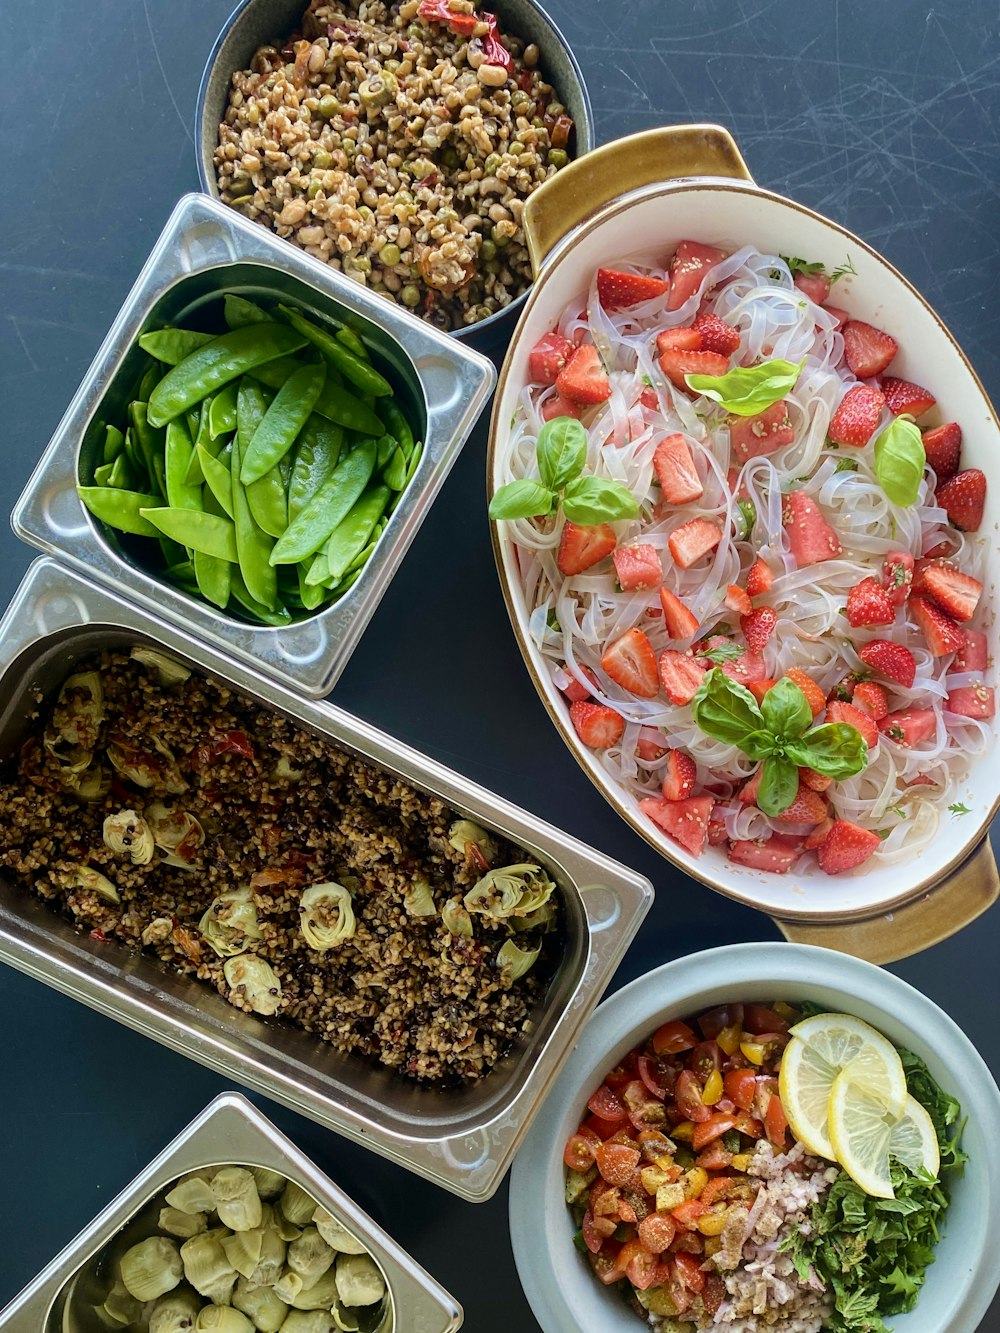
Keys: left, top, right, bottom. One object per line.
{"left": 12, "top": 193, "right": 496, "bottom": 698}
{"left": 0, "top": 1092, "right": 463, "bottom": 1332}
{"left": 0, "top": 559, "right": 652, "bottom": 1202}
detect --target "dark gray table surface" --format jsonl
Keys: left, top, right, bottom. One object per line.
{"left": 2, "top": 0, "right": 999, "bottom": 1326}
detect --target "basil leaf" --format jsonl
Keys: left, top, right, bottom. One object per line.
{"left": 873, "top": 417, "right": 925, "bottom": 507}
{"left": 685, "top": 358, "right": 805, "bottom": 417}
{"left": 743, "top": 728, "right": 777, "bottom": 761}
{"left": 488, "top": 479, "right": 554, "bottom": 521}
{"left": 761, "top": 678, "right": 813, "bottom": 741}
{"left": 562, "top": 476, "right": 639, "bottom": 524}
{"left": 536, "top": 416, "right": 587, "bottom": 491}
{"left": 691, "top": 667, "right": 765, "bottom": 747}
{"left": 835, "top": 457, "right": 859, "bottom": 473}
{"left": 757, "top": 755, "right": 799, "bottom": 815}
{"left": 785, "top": 722, "right": 868, "bottom": 779}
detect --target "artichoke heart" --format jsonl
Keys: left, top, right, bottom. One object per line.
{"left": 273, "top": 1270, "right": 304, "bottom": 1305}
{"left": 180, "top": 1232, "right": 237, "bottom": 1305}
{"left": 334, "top": 1253, "right": 387, "bottom": 1309}
{"left": 441, "top": 898, "right": 473, "bottom": 938}
{"left": 200, "top": 886, "right": 263, "bottom": 958}
{"left": 102, "top": 1280, "right": 143, "bottom": 1327}
{"left": 149, "top": 1287, "right": 202, "bottom": 1333}
{"left": 280, "top": 1315, "right": 337, "bottom": 1333}
{"left": 298, "top": 882, "right": 356, "bottom": 952}
{"left": 496, "top": 938, "right": 541, "bottom": 982}
{"left": 270, "top": 754, "right": 304, "bottom": 784}
{"left": 146, "top": 801, "right": 205, "bottom": 868}
{"left": 402, "top": 876, "right": 435, "bottom": 918}
{"left": 211, "top": 1166, "right": 263, "bottom": 1231}
{"left": 54, "top": 862, "right": 120, "bottom": 904}
{"left": 447, "top": 818, "right": 498, "bottom": 865}
{"left": 51, "top": 670, "right": 104, "bottom": 751}
{"left": 131, "top": 645, "right": 192, "bottom": 686}
{"left": 223, "top": 954, "right": 282, "bottom": 1016}
{"left": 194, "top": 1308, "right": 254, "bottom": 1333}
{"left": 103, "top": 809, "right": 155, "bottom": 865}
{"left": 246, "top": 1205, "right": 288, "bottom": 1285}
{"left": 288, "top": 1226, "right": 336, "bottom": 1284}
{"left": 279, "top": 1180, "right": 320, "bottom": 1227}
{"left": 71, "top": 762, "right": 112, "bottom": 802}
{"left": 119, "top": 1236, "right": 183, "bottom": 1302}
{"left": 165, "top": 1174, "right": 216, "bottom": 1215}
{"left": 463, "top": 863, "right": 555, "bottom": 921}
{"left": 289, "top": 1268, "right": 340, "bottom": 1311}
{"left": 221, "top": 1226, "right": 263, "bottom": 1277}
{"left": 312, "top": 1208, "right": 367, "bottom": 1255}
{"left": 233, "top": 1277, "right": 289, "bottom": 1333}
{"left": 249, "top": 1166, "right": 287, "bottom": 1200}
{"left": 159, "top": 1205, "right": 208, "bottom": 1240}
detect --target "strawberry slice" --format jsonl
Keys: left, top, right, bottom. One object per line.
{"left": 639, "top": 794, "right": 715, "bottom": 855}
{"left": 541, "top": 393, "right": 584, "bottom": 421}
{"left": 558, "top": 521, "right": 616, "bottom": 575}
{"left": 783, "top": 667, "right": 826, "bottom": 717}
{"left": 747, "top": 678, "right": 779, "bottom": 703}
{"left": 597, "top": 268, "right": 669, "bottom": 310}
{"left": 613, "top": 544, "right": 662, "bottom": 591}
{"left": 659, "top": 588, "right": 700, "bottom": 639}
{"left": 782, "top": 492, "right": 843, "bottom": 565}
{"left": 728, "top": 837, "right": 800, "bottom": 873}
{"left": 529, "top": 330, "right": 574, "bottom": 385}
{"left": 921, "top": 422, "right": 961, "bottom": 481}
{"left": 828, "top": 384, "right": 885, "bottom": 448}
{"left": 556, "top": 343, "right": 612, "bottom": 405}
{"left": 741, "top": 606, "right": 777, "bottom": 652}
{"left": 659, "top": 348, "right": 731, "bottom": 389}
{"left": 693, "top": 312, "right": 740, "bottom": 356}
{"left": 725, "top": 585, "right": 754, "bottom": 617}
{"left": 793, "top": 271, "right": 832, "bottom": 305}
{"left": 804, "top": 816, "right": 835, "bottom": 848}
{"left": 910, "top": 595, "right": 964, "bottom": 656}
{"left": 841, "top": 320, "right": 898, "bottom": 378}
{"left": 774, "top": 784, "right": 828, "bottom": 826}
{"left": 880, "top": 376, "right": 936, "bottom": 419}
{"left": 745, "top": 557, "right": 774, "bottom": 598}
{"left": 668, "top": 517, "right": 723, "bottom": 569}
{"left": 658, "top": 650, "right": 707, "bottom": 704}
{"left": 817, "top": 820, "right": 882, "bottom": 874}
{"left": 559, "top": 663, "right": 600, "bottom": 703}
{"left": 936, "top": 468, "right": 986, "bottom": 532}
{"left": 881, "top": 550, "right": 914, "bottom": 607}
{"left": 601, "top": 629, "right": 659, "bottom": 698}
{"left": 858, "top": 640, "right": 916, "bottom": 688}
{"left": 570, "top": 700, "right": 625, "bottom": 749}
{"left": 852, "top": 681, "right": 889, "bottom": 720}
{"left": 661, "top": 750, "right": 698, "bottom": 801}
{"left": 879, "top": 708, "right": 937, "bottom": 745}
{"left": 946, "top": 684, "right": 996, "bottom": 720}
{"left": 737, "top": 768, "right": 763, "bottom": 805}
{"left": 826, "top": 700, "right": 879, "bottom": 750}
{"left": 655, "top": 327, "right": 702, "bottom": 353}
{"left": 846, "top": 577, "right": 895, "bottom": 627}
{"left": 824, "top": 305, "right": 850, "bottom": 330}
{"left": 923, "top": 537, "right": 959, "bottom": 560}
{"left": 667, "top": 241, "right": 727, "bottom": 311}
{"left": 729, "top": 401, "right": 795, "bottom": 462}
{"left": 913, "top": 562, "right": 982, "bottom": 622}
{"left": 653, "top": 434, "right": 704, "bottom": 504}
{"left": 636, "top": 729, "right": 669, "bottom": 762}
{"left": 955, "top": 627, "right": 989, "bottom": 672}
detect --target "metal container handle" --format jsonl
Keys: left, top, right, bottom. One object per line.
{"left": 522, "top": 124, "right": 753, "bottom": 275}
{"left": 773, "top": 836, "right": 1000, "bottom": 964}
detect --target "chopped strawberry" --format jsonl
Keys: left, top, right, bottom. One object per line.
{"left": 667, "top": 241, "right": 727, "bottom": 311}
{"left": 659, "top": 651, "right": 707, "bottom": 704}
{"left": 653, "top": 434, "right": 704, "bottom": 504}
{"left": 826, "top": 700, "right": 879, "bottom": 750}
{"left": 668, "top": 517, "right": 723, "bottom": 568}
{"left": 560, "top": 664, "right": 600, "bottom": 703}
{"left": 923, "top": 538, "right": 959, "bottom": 560}
{"left": 597, "top": 268, "right": 669, "bottom": 310}
{"left": 656, "top": 327, "right": 702, "bottom": 353}
{"left": 817, "top": 820, "right": 882, "bottom": 874}
{"left": 955, "top": 627, "right": 989, "bottom": 673}
{"left": 824, "top": 305, "right": 850, "bottom": 330}
{"left": 556, "top": 343, "right": 611, "bottom": 405}
{"left": 729, "top": 401, "right": 795, "bottom": 462}
{"left": 881, "top": 376, "right": 936, "bottom": 419}
{"left": 793, "top": 270, "right": 832, "bottom": 305}
{"left": 846, "top": 577, "right": 895, "bottom": 628}
{"left": 804, "top": 816, "right": 835, "bottom": 848}
{"left": 841, "top": 320, "right": 898, "bottom": 378}
{"left": 782, "top": 492, "right": 843, "bottom": 565}
{"left": 529, "top": 330, "right": 574, "bottom": 385}
{"left": 852, "top": 681, "right": 889, "bottom": 720}
{"left": 636, "top": 729, "right": 669, "bottom": 762}
{"left": 936, "top": 468, "right": 986, "bottom": 532}
{"left": 601, "top": 629, "right": 659, "bottom": 698}
{"left": 721, "top": 651, "right": 767, "bottom": 686}
{"left": 745, "top": 557, "right": 774, "bottom": 598}
{"left": 640, "top": 794, "right": 715, "bottom": 856}
{"left": 881, "top": 551, "right": 914, "bottom": 607}
{"left": 921, "top": 422, "right": 962, "bottom": 481}
{"left": 774, "top": 784, "right": 828, "bottom": 826}
{"left": 725, "top": 585, "right": 754, "bottom": 617}
{"left": 910, "top": 595, "right": 964, "bottom": 656}
{"left": 570, "top": 701, "right": 625, "bottom": 749}
{"left": 912, "top": 562, "right": 982, "bottom": 622}
{"left": 558, "top": 522, "right": 616, "bottom": 576}
{"left": 728, "top": 837, "right": 800, "bottom": 873}
{"left": 946, "top": 684, "right": 996, "bottom": 720}
{"left": 783, "top": 668, "right": 826, "bottom": 717}
{"left": 659, "top": 587, "right": 700, "bottom": 639}
{"left": 828, "top": 384, "right": 885, "bottom": 448}
{"left": 857, "top": 640, "right": 916, "bottom": 689}
{"left": 747, "top": 678, "right": 779, "bottom": 703}
{"left": 879, "top": 708, "right": 937, "bottom": 745}
{"left": 741, "top": 606, "right": 777, "bottom": 652}
{"left": 737, "top": 769, "right": 763, "bottom": 805}
{"left": 659, "top": 348, "right": 731, "bottom": 389}
{"left": 693, "top": 312, "right": 741, "bottom": 356}
{"left": 613, "top": 544, "right": 663, "bottom": 591}
{"left": 541, "top": 393, "right": 584, "bottom": 421}
{"left": 661, "top": 750, "right": 698, "bottom": 801}
{"left": 800, "top": 767, "right": 833, "bottom": 792}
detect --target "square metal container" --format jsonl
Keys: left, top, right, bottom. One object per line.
{"left": 0, "top": 1092, "right": 463, "bottom": 1332}
{"left": 12, "top": 192, "right": 496, "bottom": 698}
{"left": 0, "top": 559, "right": 652, "bottom": 1202}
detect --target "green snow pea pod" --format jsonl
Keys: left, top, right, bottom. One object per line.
{"left": 278, "top": 306, "right": 392, "bottom": 397}
{"left": 165, "top": 419, "right": 201, "bottom": 510}
{"left": 304, "top": 549, "right": 330, "bottom": 588}
{"left": 184, "top": 400, "right": 219, "bottom": 486}
{"left": 231, "top": 431, "right": 278, "bottom": 608}
{"left": 241, "top": 362, "right": 327, "bottom": 485}
{"left": 103, "top": 423, "right": 125, "bottom": 464}
{"left": 288, "top": 416, "right": 343, "bottom": 522}
{"left": 137, "top": 362, "right": 161, "bottom": 403}
{"left": 382, "top": 446, "right": 407, "bottom": 491}
{"left": 403, "top": 439, "right": 423, "bottom": 485}
{"left": 122, "top": 427, "right": 142, "bottom": 474}
{"left": 209, "top": 381, "right": 239, "bottom": 439}
{"left": 151, "top": 452, "right": 167, "bottom": 499}
{"left": 375, "top": 433, "right": 397, "bottom": 469}
{"left": 224, "top": 294, "right": 272, "bottom": 329}
{"left": 325, "top": 484, "right": 391, "bottom": 583}
{"left": 78, "top": 487, "right": 162, "bottom": 538}
{"left": 93, "top": 463, "right": 114, "bottom": 485}
{"left": 139, "top": 507, "right": 239, "bottom": 561}
{"left": 107, "top": 453, "right": 132, "bottom": 489}
{"left": 328, "top": 565, "right": 364, "bottom": 598}
{"left": 335, "top": 326, "right": 370, "bottom": 361}
{"left": 193, "top": 549, "right": 232, "bottom": 610}
{"left": 128, "top": 401, "right": 163, "bottom": 479}
{"left": 247, "top": 356, "right": 313, "bottom": 393}
{"left": 269, "top": 437, "right": 377, "bottom": 566}
{"left": 147, "top": 324, "right": 307, "bottom": 427}
{"left": 298, "top": 565, "right": 330, "bottom": 611}
{"left": 138, "top": 328, "right": 215, "bottom": 365}
{"left": 159, "top": 537, "right": 188, "bottom": 569}
{"left": 378, "top": 400, "right": 415, "bottom": 458}
{"left": 197, "top": 444, "right": 235, "bottom": 518}
{"left": 312, "top": 378, "right": 385, "bottom": 436}
{"left": 237, "top": 377, "right": 287, "bottom": 538}
{"left": 163, "top": 559, "right": 195, "bottom": 582}
{"left": 230, "top": 568, "right": 291, "bottom": 626}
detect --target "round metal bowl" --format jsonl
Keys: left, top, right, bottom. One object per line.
{"left": 194, "top": 0, "right": 594, "bottom": 350}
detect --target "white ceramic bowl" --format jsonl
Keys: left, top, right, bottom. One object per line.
{"left": 509, "top": 942, "right": 1000, "bottom": 1333}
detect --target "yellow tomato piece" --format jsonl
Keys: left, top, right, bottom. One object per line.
{"left": 671, "top": 1120, "right": 695, "bottom": 1143}
{"left": 731, "top": 1152, "right": 752, "bottom": 1172}
{"left": 640, "top": 1165, "right": 671, "bottom": 1194}
{"left": 697, "top": 1207, "right": 729, "bottom": 1237}
{"left": 701, "top": 1070, "right": 724, "bottom": 1105}
{"left": 682, "top": 1167, "right": 708, "bottom": 1200}
{"left": 740, "top": 1041, "right": 767, "bottom": 1066}
{"left": 717, "top": 1023, "right": 742, "bottom": 1056}
{"left": 656, "top": 1182, "right": 686, "bottom": 1212}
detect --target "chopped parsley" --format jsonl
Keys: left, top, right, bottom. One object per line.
{"left": 780, "top": 254, "right": 858, "bottom": 283}
{"left": 948, "top": 801, "right": 972, "bottom": 816}
{"left": 835, "top": 458, "right": 860, "bottom": 473}
{"left": 699, "top": 641, "right": 743, "bottom": 665}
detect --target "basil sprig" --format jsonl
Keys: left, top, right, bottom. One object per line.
{"left": 489, "top": 417, "right": 638, "bottom": 525}
{"left": 692, "top": 669, "right": 868, "bottom": 816}
{"left": 873, "top": 417, "right": 925, "bottom": 507}
{"left": 684, "top": 357, "right": 805, "bottom": 417}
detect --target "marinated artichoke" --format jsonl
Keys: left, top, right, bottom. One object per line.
{"left": 298, "top": 882, "right": 356, "bottom": 951}
{"left": 440, "top": 899, "right": 473, "bottom": 938}
{"left": 103, "top": 809, "right": 155, "bottom": 865}
{"left": 334, "top": 1253, "right": 386, "bottom": 1308}
{"left": 447, "top": 818, "right": 498, "bottom": 865}
{"left": 496, "top": 938, "right": 541, "bottom": 981}
{"left": 131, "top": 645, "right": 192, "bottom": 686}
{"left": 312, "top": 1208, "right": 367, "bottom": 1255}
{"left": 119, "top": 1236, "right": 183, "bottom": 1302}
{"left": 199, "top": 886, "right": 263, "bottom": 958}
{"left": 223, "top": 955, "right": 283, "bottom": 1016}
{"left": 211, "top": 1167, "right": 262, "bottom": 1231}
{"left": 464, "top": 863, "right": 555, "bottom": 921}
{"left": 51, "top": 671, "right": 104, "bottom": 751}
{"left": 53, "top": 862, "right": 120, "bottom": 904}
{"left": 149, "top": 1287, "right": 202, "bottom": 1333}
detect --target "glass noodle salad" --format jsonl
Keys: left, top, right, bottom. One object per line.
{"left": 489, "top": 241, "right": 993, "bottom": 875}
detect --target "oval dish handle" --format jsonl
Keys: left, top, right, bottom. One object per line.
{"left": 773, "top": 835, "right": 1000, "bottom": 964}
{"left": 522, "top": 123, "right": 754, "bottom": 276}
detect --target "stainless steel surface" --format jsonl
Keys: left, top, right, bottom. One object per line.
{"left": 0, "top": 558, "right": 652, "bottom": 1203}
{"left": 11, "top": 193, "right": 496, "bottom": 698}
{"left": 0, "top": 1093, "right": 462, "bottom": 1332}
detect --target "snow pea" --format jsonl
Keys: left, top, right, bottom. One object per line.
{"left": 209, "top": 381, "right": 239, "bottom": 439}
{"left": 138, "top": 507, "right": 239, "bottom": 562}
{"left": 288, "top": 416, "right": 343, "bottom": 522}
{"left": 231, "top": 430, "right": 278, "bottom": 609}
{"left": 278, "top": 306, "right": 392, "bottom": 397}
{"left": 230, "top": 568, "right": 291, "bottom": 626}
{"left": 336, "top": 326, "right": 369, "bottom": 361}
{"left": 241, "top": 361, "right": 326, "bottom": 485}
{"left": 269, "top": 437, "right": 377, "bottom": 566}
{"left": 78, "top": 487, "right": 162, "bottom": 538}
{"left": 165, "top": 419, "right": 201, "bottom": 511}
{"left": 138, "top": 328, "right": 215, "bottom": 365}
{"left": 382, "top": 446, "right": 407, "bottom": 490}
{"left": 147, "top": 324, "right": 307, "bottom": 427}
{"left": 184, "top": 399, "right": 219, "bottom": 486}
{"left": 325, "top": 484, "right": 391, "bottom": 583}
{"left": 304, "top": 550, "right": 330, "bottom": 588}
{"left": 197, "top": 444, "right": 234, "bottom": 518}
{"left": 93, "top": 463, "right": 114, "bottom": 485}
{"left": 224, "top": 294, "right": 272, "bottom": 329}
{"left": 193, "top": 548, "right": 231, "bottom": 609}
{"left": 297, "top": 565, "right": 330, "bottom": 611}
{"left": 103, "top": 423, "right": 125, "bottom": 464}
{"left": 379, "top": 400, "right": 415, "bottom": 458}
{"left": 375, "top": 433, "right": 397, "bottom": 468}
{"left": 137, "top": 363, "right": 160, "bottom": 404}
{"left": 128, "top": 400, "right": 162, "bottom": 480}
{"left": 107, "top": 453, "right": 132, "bottom": 489}
{"left": 237, "top": 378, "right": 287, "bottom": 539}
{"left": 329, "top": 565, "right": 364, "bottom": 598}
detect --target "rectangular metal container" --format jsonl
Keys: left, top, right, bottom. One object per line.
{"left": 0, "top": 559, "right": 652, "bottom": 1203}
{"left": 12, "top": 193, "right": 496, "bottom": 698}
{"left": 0, "top": 1092, "right": 463, "bottom": 1332}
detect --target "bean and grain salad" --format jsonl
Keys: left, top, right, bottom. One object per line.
{"left": 0, "top": 647, "right": 561, "bottom": 1084}
{"left": 214, "top": 0, "right": 575, "bottom": 329}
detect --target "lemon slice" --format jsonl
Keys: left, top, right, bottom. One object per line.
{"left": 789, "top": 1012, "right": 908, "bottom": 1119}
{"left": 888, "top": 1094, "right": 940, "bottom": 1180}
{"left": 778, "top": 1037, "right": 839, "bottom": 1161}
{"left": 828, "top": 1070, "right": 896, "bottom": 1198}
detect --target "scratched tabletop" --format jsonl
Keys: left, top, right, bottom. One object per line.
{"left": 2, "top": 0, "right": 1000, "bottom": 1327}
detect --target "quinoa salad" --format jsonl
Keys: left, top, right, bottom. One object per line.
{"left": 0, "top": 646, "right": 561, "bottom": 1084}
{"left": 214, "top": 0, "right": 575, "bottom": 330}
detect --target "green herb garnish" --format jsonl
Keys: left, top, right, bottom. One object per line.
{"left": 873, "top": 417, "right": 926, "bottom": 507}
{"left": 684, "top": 357, "right": 805, "bottom": 417}
{"left": 781, "top": 254, "right": 858, "bottom": 283}
{"left": 488, "top": 417, "right": 638, "bottom": 525}
{"left": 699, "top": 641, "right": 744, "bottom": 665}
{"left": 948, "top": 801, "right": 972, "bottom": 816}
{"left": 835, "top": 458, "right": 860, "bottom": 473}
